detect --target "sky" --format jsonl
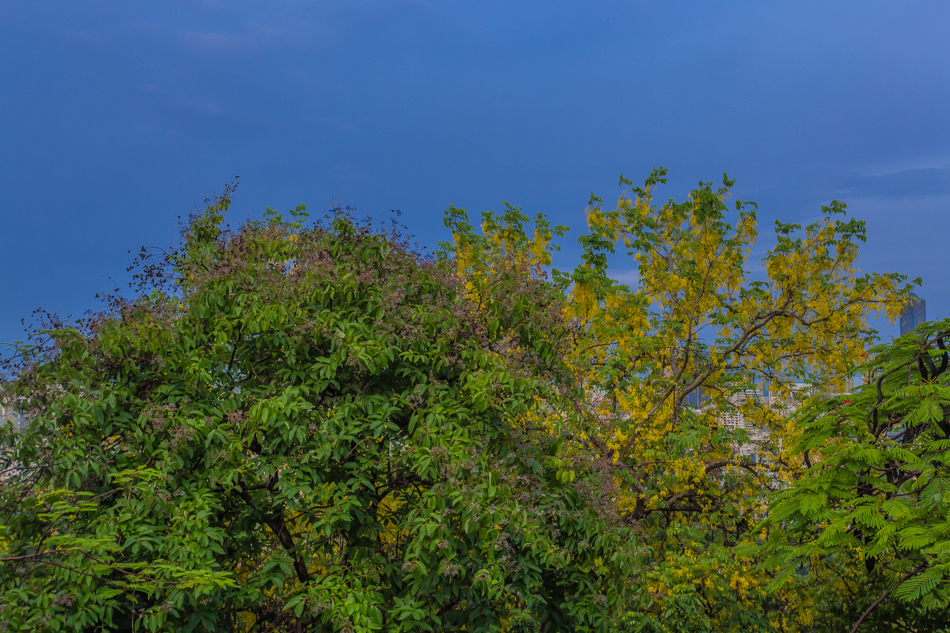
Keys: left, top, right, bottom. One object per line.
{"left": 1, "top": 0, "right": 948, "bottom": 346}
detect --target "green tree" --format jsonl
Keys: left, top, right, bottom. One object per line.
{"left": 0, "top": 194, "right": 629, "bottom": 632}
{"left": 765, "top": 319, "right": 950, "bottom": 632}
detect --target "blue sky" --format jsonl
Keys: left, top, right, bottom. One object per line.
{"left": 1, "top": 1, "right": 948, "bottom": 345}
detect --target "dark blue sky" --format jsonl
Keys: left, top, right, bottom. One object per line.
{"left": 2, "top": 1, "right": 948, "bottom": 345}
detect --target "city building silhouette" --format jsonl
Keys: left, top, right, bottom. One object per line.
{"left": 900, "top": 293, "right": 926, "bottom": 335}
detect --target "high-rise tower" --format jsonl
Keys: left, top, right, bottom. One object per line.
{"left": 900, "top": 294, "right": 926, "bottom": 335}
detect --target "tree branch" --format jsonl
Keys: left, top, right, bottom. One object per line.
{"left": 849, "top": 562, "right": 928, "bottom": 633}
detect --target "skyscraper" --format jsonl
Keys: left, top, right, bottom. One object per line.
{"left": 900, "top": 294, "right": 926, "bottom": 335}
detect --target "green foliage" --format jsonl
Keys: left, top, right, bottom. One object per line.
{"left": 0, "top": 196, "right": 628, "bottom": 632}
{"left": 2, "top": 169, "right": 941, "bottom": 633}
{"left": 765, "top": 319, "right": 950, "bottom": 630}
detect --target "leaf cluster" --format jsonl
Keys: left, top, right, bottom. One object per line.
{"left": 0, "top": 196, "right": 627, "bottom": 632}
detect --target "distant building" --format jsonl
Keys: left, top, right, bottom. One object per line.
{"left": 1, "top": 402, "right": 26, "bottom": 480}
{"left": 683, "top": 387, "right": 704, "bottom": 409}
{"left": 715, "top": 384, "right": 809, "bottom": 461}
{"left": 0, "top": 402, "right": 27, "bottom": 431}
{"left": 717, "top": 389, "right": 770, "bottom": 459}
{"left": 900, "top": 294, "right": 926, "bottom": 335}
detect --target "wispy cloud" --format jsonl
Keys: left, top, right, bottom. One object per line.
{"left": 174, "top": 97, "right": 229, "bottom": 118}
{"left": 62, "top": 29, "right": 105, "bottom": 45}
{"left": 135, "top": 84, "right": 252, "bottom": 138}
{"left": 835, "top": 167, "right": 950, "bottom": 200}
{"left": 178, "top": 21, "right": 322, "bottom": 55}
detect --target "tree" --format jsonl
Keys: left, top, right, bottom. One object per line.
{"left": 0, "top": 169, "right": 922, "bottom": 632}
{"left": 550, "top": 169, "right": 912, "bottom": 631}
{"left": 765, "top": 318, "right": 950, "bottom": 632}
{"left": 0, "top": 194, "right": 629, "bottom": 632}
